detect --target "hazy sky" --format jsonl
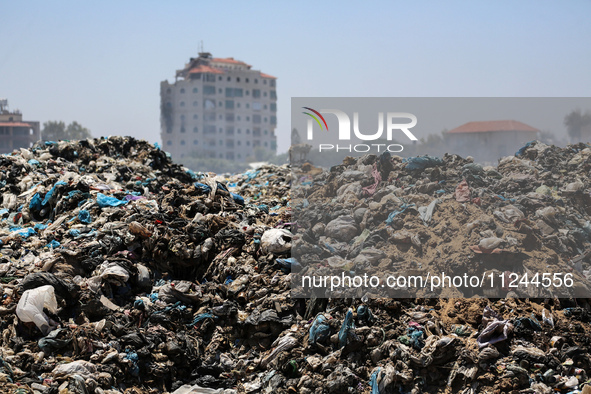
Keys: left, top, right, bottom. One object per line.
{"left": 2, "top": 1, "right": 590, "bottom": 154}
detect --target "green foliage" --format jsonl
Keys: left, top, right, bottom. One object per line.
{"left": 564, "top": 109, "right": 591, "bottom": 142}
{"left": 42, "top": 121, "right": 92, "bottom": 141}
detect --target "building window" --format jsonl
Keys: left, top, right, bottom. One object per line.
{"left": 270, "top": 103, "right": 276, "bottom": 112}
{"left": 237, "top": 116, "right": 241, "bottom": 121}
{"left": 226, "top": 113, "right": 235, "bottom": 122}
{"left": 246, "top": 90, "right": 250, "bottom": 96}
{"left": 219, "top": 128, "right": 223, "bottom": 132}
{"left": 219, "top": 101, "right": 223, "bottom": 106}
{"left": 264, "top": 117, "right": 267, "bottom": 123}
{"left": 225, "top": 100, "right": 234, "bottom": 109}
{"left": 204, "top": 85, "right": 215, "bottom": 95}
{"left": 270, "top": 90, "right": 277, "bottom": 99}
{"left": 180, "top": 88, "right": 185, "bottom": 93}
{"left": 166, "top": 88, "right": 171, "bottom": 94}
{"left": 264, "top": 142, "right": 268, "bottom": 146}
{"left": 226, "top": 126, "right": 234, "bottom": 135}
{"left": 264, "top": 92, "right": 267, "bottom": 97}
{"left": 193, "top": 101, "right": 198, "bottom": 106}
{"left": 205, "top": 112, "right": 216, "bottom": 121}
{"left": 270, "top": 116, "right": 277, "bottom": 125}
{"left": 180, "top": 101, "right": 185, "bottom": 107}
{"left": 246, "top": 116, "right": 250, "bottom": 121}
{"left": 253, "top": 115, "right": 261, "bottom": 124}
{"left": 227, "top": 76, "right": 231, "bottom": 81}
{"left": 254, "top": 79, "right": 258, "bottom": 84}
{"left": 180, "top": 127, "right": 186, "bottom": 133}
{"left": 253, "top": 89, "right": 261, "bottom": 98}
{"left": 219, "top": 140, "right": 223, "bottom": 145}
{"left": 246, "top": 129, "right": 250, "bottom": 134}
{"left": 218, "top": 76, "right": 222, "bottom": 81}
{"left": 204, "top": 125, "right": 216, "bottom": 134}
{"left": 237, "top": 128, "right": 241, "bottom": 133}
{"left": 167, "top": 140, "right": 172, "bottom": 146}
{"left": 253, "top": 102, "right": 262, "bottom": 111}
{"left": 167, "top": 102, "right": 172, "bottom": 107}
{"left": 181, "top": 140, "right": 186, "bottom": 145}
{"left": 264, "top": 130, "right": 268, "bottom": 135}
{"left": 237, "top": 140, "right": 241, "bottom": 146}
{"left": 237, "top": 77, "right": 240, "bottom": 82}
{"left": 209, "top": 140, "right": 216, "bottom": 146}
{"left": 246, "top": 141, "right": 251, "bottom": 146}
{"left": 270, "top": 80, "right": 276, "bottom": 87}
{"left": 193, "top": 114, "right": 198, "bottom": 119}
{"left": 205, "top": 74, "right": 216, "bottom": 82}
{"left": 246, "top": 104, "right": 249, "bottom": 109}
{"left": 245, "top": 78, "right": 249, "bottom": 83}
{"left": 264, "top": 104, "right": 267, "bottom": 110}
{"left": 193, "top": 127, "right": 198, "bottom": 133}
{"left": 218, "top": 89, "right": 222, "bottom": 94}
{"left": 193, "top": 88, "right": 198, "bottom": 93}
{"left": 193, "top": 140, "right": 198, "bottom": 145}
{"left": 180, "top": 114, "right": 185, "bottom": 121}
{"left": 238, "top": 154, "right": 242, "bottom": 158}
{"left": 204, "top": 99, "right": 215, "bottom": 109}
{"left": 253, "top": 128, "right": 261, "bottom": 137}
{"left": 263, "top": 80, "right": 267, "bottom": 85}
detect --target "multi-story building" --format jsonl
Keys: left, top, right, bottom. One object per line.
{"left": 160, "top": 52, "right": 277, "bottom": 161}
{"left": 0, "top": 99, "right": 40, "bottom": 154}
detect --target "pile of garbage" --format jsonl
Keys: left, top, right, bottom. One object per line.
{"left": 292, "top": 141, "right": 591, "bottom": 299}
{"left": 1, "top": 138, "right": 591, "bottom": 393}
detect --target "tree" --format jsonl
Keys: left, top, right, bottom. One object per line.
{"left": 41, "top": 121, "right": 92, "bottom": 141}
{"left": 564, "top": 109, "right": 591, "bottom": 143}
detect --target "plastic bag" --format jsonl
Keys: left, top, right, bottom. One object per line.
{"left": 325, "top": 216, "right": 358, "bottom": 242}
{"left": 260, "top": 228, "right": 292, "bottom": 254}
{"left": 16, "top": 285, "right": 59, "bottom": 335}
{"left": 309, "top": 314, "right": 330, "bottom": 345}
{"left": 96, "top": 193, "right": 128, "bottom": 208}
{"left": 52, "top": 360, "right": 97, "bottom": 378}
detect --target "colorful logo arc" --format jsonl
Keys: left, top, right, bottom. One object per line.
{"left": 302, "top": 107, "right": 329, "bottom": 132}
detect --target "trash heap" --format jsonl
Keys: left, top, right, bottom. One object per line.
{"left": 292, "top": 141, "right": 591, "bottom": 299}
{"left": 1, "top": 138, "right": 591, "bottom": 393}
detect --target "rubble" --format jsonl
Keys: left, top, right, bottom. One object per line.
{"left": 1, "top": 138, "right": 591, "bottom": 393}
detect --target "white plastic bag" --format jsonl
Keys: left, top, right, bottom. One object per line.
{"left": 261, "top": 228, "right": 292, "bottom": 254}
{"left": 16, "top": 285, "right": 59, "bottom": 335}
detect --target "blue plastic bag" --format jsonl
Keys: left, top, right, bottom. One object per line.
{"left": 42, "top": 181, "right": 67, "bottom": 206}
{"left": 231, "top": 193, "right": 244, "bottom": 205}
{"left": 96, "top": 193, "right": 127, "bottom": 208}
{"left": 309, "top": 314, "right": 331, "bottom": 345}
{"left": 338, "top": 309, "right": 355, "bottom": 348}
{"left": 404, "top": 156, "right": 443, "bottom": 171}
{"left": 78, "top": 209, "right": 92, "bottom": 224}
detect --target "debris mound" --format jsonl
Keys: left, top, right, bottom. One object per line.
{"left": 1, "top": 138, "right": 591, "bottom": 393}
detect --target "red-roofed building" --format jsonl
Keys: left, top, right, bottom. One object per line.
{"left": 445, "top": 120, "right": 539, "bottom": 162}
{"left": 160, "top": 52, "right": 277, "bottom": 162}
{"left": 0, "top": 99, "right": 40, "bottom": 154}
